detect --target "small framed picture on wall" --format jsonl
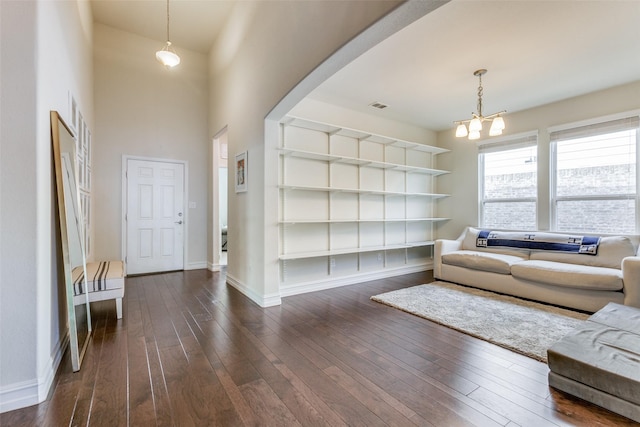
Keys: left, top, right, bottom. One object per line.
{"left": 235, "top": 151, "right": 248, "bottom": 193}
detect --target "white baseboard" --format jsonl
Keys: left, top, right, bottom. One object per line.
{"left": 208, "top": 262, "right": 221, "bottom": 272}
{"left": 279, "top": 263, "right": 433, "bottom": 298}
{"left": 186, "top": 261, "right": 207, "bottom": 270}
{"left": 225, "top": 264, "right": 431, "bottom": 307}
{"left": 0, "top": 378, "right": 41, "bottom": 414}
{"left": 226, "top": 273, "right": 282, "bottom": 307}
{"left": 0, "top": 333, "right": 68, "bottom": 413}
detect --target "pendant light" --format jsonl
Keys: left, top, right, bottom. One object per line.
{"left": 454, "top": 69, "right": 506, "bottom": 140}
{"left": 155, "top": 0, "right": 180, "bottom": 68}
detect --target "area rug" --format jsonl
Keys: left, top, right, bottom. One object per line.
{"left": 371, "top": 281, "right": 589, "bottom": 363}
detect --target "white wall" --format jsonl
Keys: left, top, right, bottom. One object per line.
{"left": 207, "top": 0, "right": 404, "bottom": 306}
{"left": 0, "top": 0, "right": 93, "bottom": 412}
{"left": 436, "top": 80, "right": 640, "bottom": 240}
{"left": 92, "top": 24, "right": 209, "bottom": 269}
{"left": 290, "top": 98, "right": 437, "bottom": 145}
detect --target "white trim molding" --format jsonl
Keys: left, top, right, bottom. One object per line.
{"left": 186, "top": 261, "right": 207, "bottom": 270}
{"left": 0, "top": 333, "right": 68, "bottom": 413}
{"left": 279, "top": 263, "right": 433, "bottom": 298}
{"left": 226, "top": 273, "right": 282, "bottom": 307}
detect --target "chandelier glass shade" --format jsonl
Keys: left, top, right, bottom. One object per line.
{"left": 156, "top": 0, "right": 180, "bottom": 68}
{"left": 454, "top": 69, "right": 505, "bottom": 140}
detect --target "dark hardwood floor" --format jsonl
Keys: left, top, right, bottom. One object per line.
{"left": 2, "top": 269, "right": 636, "bottom": 426}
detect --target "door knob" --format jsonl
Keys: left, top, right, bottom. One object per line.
{"left": 175, "top": 220, "right": 183, "bottom": 225}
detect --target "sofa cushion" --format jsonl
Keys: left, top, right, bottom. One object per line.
{"left": 511, "top": 260, "right": 623, "bottom": 291}
{"left": 442, "top": 250, "right": 528, "bottom": 275}
{"left": 462, "top": 227, "right": 530, "bottom": 258}
{"left": 529, "top": 236, "right": 635, "bottom": 269}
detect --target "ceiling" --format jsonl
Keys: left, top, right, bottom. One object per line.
{"left": 90, "top": 0, "right": 235, "bottom": 53}
{"left": 91, "top": 0, "right": 640, "bottom": 132}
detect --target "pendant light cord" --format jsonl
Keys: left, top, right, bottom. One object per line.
{"left": 155, "top": 0, "right": 180, "bottom": 67}
{"left": 166, "top": 0, "right": 171, "bottom": 43}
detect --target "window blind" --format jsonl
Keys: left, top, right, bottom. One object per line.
{"left": 551, "top": 114, "right": 639, "bottom": 234}
{"left": 550, "top": 116, "right": 640, "bottom": 142}
{"left": 478, "top": 133, "right": 538, "bottom": 154}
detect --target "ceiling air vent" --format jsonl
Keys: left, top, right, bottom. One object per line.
{"left": 369, "top": 101, "right": 388, "bottom": 110}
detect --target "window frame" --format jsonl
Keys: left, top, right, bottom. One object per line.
{"left": 477, "top": 132, "right": 539, "bottom": 230}
{"left": 549, "top": 113, "right": 640, "bottom": 234}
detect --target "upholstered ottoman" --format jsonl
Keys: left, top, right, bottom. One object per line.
{"left": 547, "top": 302, "right": 640, "bottom": 422}
{"left": 73, "top": 260, "right": 125, "bottom": 319}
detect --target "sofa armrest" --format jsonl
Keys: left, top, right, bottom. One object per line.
{"left": 622, "top": 256, "right": 640, "bottom": 308}
{"left": 434, "top": 239, "right": 462, "bottom": 279}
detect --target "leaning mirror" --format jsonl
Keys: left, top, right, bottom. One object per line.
{"left": 51, "top": 111, "right": 92, "bottom": 371}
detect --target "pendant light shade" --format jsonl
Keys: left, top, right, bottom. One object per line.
{"left": 489, "top": 116, "right": 505, "bottom": 136}
{"left": 492, "top": 115, "right": 505, "bottom": 131}
{"left": 468, "top": 130, "right": 481, "bottom": 140}
{"left": 156, "top": 41, "right": 181, "bottom": 68}
{"left": 455, "top": 123, "right": 468, "bottom": 138}
{"left": 156, "top": 0, "right": 180, "bottom": 68}
{"left": 469, "top": 117, "right": 483, "bottom": 132}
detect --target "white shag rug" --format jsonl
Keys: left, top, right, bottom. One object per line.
{"left": 371, "top": 281, "right": 589, "bottom": 363}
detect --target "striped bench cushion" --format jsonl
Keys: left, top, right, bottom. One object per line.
{"left": 72, "top": 261, "right": 125, "bottom": 295}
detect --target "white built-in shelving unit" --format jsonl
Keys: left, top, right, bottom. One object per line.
{"left": 279, "top": 116, "right": 449, "bottom": 285}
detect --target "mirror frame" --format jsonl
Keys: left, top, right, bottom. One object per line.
{"left": 51, "top": 110, "right": 92, "bottom": 371}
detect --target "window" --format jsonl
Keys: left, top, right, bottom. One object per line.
{"left": 479, "top": 135, "right": 538, "bottom": 230}
{"left": 551, "top": 116, "right": 640, "bottom": 234}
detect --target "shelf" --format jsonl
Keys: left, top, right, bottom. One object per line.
{"left": 279, "top": 184, "right": 449, "bottom": 198}
{"left": 280, "top": 218, "right": 449, "bottom": 225}
{"left": 278, "top": 147, "right": 449, "bottom": 176}
{"left": 282, "top": 116, "right": 449, "bottom": 155}
{"left": 279, "top": 116, "right": 446, "bottom": 275}
{"left": 279, "top": 241, "right": 435, "bottom": 261}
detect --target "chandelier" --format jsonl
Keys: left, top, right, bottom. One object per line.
{"left": 454, "top": 69, "right": 505, "bottom": 140}
{"left": 155, "top": 0, "right": 181, "bottom": 68}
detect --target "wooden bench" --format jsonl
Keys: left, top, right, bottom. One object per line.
{"left": 73, "top": 260, "right": 125, "bottom": 319}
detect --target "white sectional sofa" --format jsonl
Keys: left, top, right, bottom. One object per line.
{"left": 434, "top": 227, "right": 640, "bottom": 312}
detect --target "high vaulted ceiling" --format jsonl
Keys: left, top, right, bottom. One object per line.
{"left": 91, "top": 0, "right": 235, "bottom": 53}
{"left": 91, "top": 0, "right": 640, "bottom": 132}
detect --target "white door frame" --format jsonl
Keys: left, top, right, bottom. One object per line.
{"left": 210, "top": 126, "right": 227, "bottom": 271}
{"left": 122, "top": 155, "right": 189, "bottom": 271}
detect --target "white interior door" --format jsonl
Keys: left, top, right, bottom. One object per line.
{"left": 126, "top": 159, "right": 184, "bottom": 275}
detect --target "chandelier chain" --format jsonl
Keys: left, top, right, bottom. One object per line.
{"left": 476, "top": 73, "right": 483, "bottom": 117}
